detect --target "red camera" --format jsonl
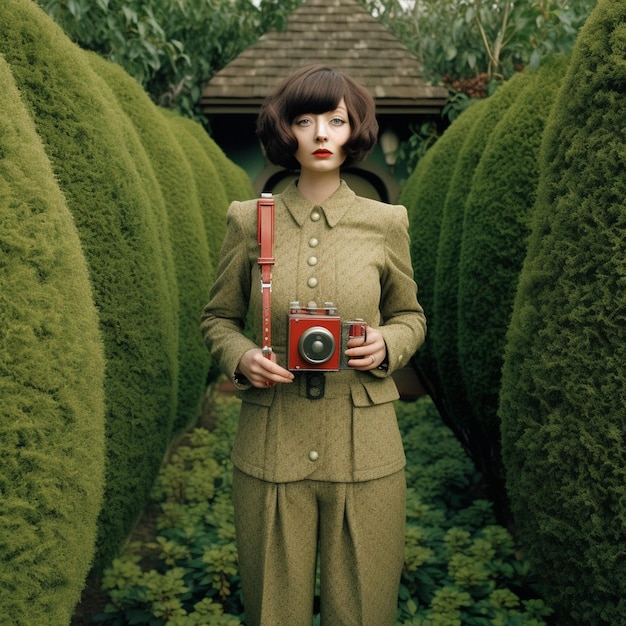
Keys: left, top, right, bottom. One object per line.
{"left": 287, "top": 301, "right": 365, "bottom": 371}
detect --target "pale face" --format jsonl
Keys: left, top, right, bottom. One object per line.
{"left": 291, "top": 98, "right": 351, "bottom": 174}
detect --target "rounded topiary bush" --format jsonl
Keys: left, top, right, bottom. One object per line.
{"left": 500, "top": 1, "right": 626, "bottom": 622}
{"left": 87, "top": 52, "right": 215, "bottom": 432}
{"left": 190, "top": 121, "right": 256, "bottom": 203}
{"left": 0, "top": 56, "right": 105, "bottom": 623}
{"left": 162, "top": 111, "right": 231, "bottom": 274}
{"left": 163, "top": 112, "right": 255, "bottom": 386}
{"left": 399, "top": 109, "right": 478, "bottom": 404}
{"left": 431, "top": 73, "right": 531, "bottom": 500}
{"left": 408, "top": 99, "right": 489, "bottom": 441}
{"left": 1, "top": 0, "right": 179, "bottom": 568}
{"left": 163, "top": 112, "right": 255, "bottom": 264}
{"left": 455, "top": 56, "right": 568, "bottom": 505}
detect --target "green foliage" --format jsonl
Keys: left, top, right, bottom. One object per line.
{"left": 500, "top": 0, "right": 626, "bottom": 622}
{"left": 429, "top": 100, "right": 490, "bottom": 462}
{"left": 400, "top": 129, "right": 453, "bottom": 396}
{"left": 360, "top": 0, "right": 594, "bottom": 83}
{"left": 87, "top": 51, "right": 215, "bottom": 433}
{"left": 95, "top": 394, "right": 550, "bottom": 625}
{"left": 430, "top": 74, "right": 532, "bottom": 508}
{"left": 36, "top": 0, "right": 301, "bottom": 121}
{"left": 160, "top": 113, "right": 256, "bottom": 381}
{"left": 400, "top": 100, "right": 487, "bottom": 454}
{"left": 456, "top": 56, "right": 568, "bottom": 504}
{"left": 163, "top": 114, "right": 227, "bottom": 278}
{"left": 0, "top": 55, "right": 106, "bottom": 623}
{"left": 95, "top": 396, "right": 244, "bottom": 625}
{"left": 36, "top": 0, "right": 594, "bottom": 122}
{"left": 1, "top": 0, "right": 179, "bottom": 569}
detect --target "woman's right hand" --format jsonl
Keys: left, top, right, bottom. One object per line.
{"left": 237, "top": 349, "right": 295, "bottom": 388}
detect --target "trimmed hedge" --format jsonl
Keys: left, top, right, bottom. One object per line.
{"left": 1, "top": 0, "right": 179, "bottom": 569}
{"left": 419, "top": 100, "right": 488, "bottom": 443}
{"left": 499, "top": 1, "right": 626, "bottom": 622}
{"left": 430, "top": 73, "right": 531, "bottom": 502}
{"left": 163, "top": 112, "right": 255, "bottom": 262}
{"left": 455, "top": 57, "right": 568, "bottom": 508}
{"left": 1, "top": 1, "right": 256, "bottom": 621}
{"left": 0, "top": 56, "right": 106, "bottom": 623}
{"left": 162, "top": 111, "right": 231, "bottom": 274}
{"left": 87, "top": 52, "right": 215, "bottom": 433}
{"left": 399, "top": 112, "right": 473, "bottom": 402}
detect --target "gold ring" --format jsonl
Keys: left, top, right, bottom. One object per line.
{"left": 371, "top": 355, "right": 375, "bottom": 364}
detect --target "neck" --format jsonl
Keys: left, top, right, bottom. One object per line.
{"left": 296, "top": 170, "right": 341, "bottom": 204}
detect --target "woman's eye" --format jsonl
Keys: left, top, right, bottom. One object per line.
{"left": 295, "top": 118, "right": 311, "bottom": 126}
{"left": 330, "top": 118, "right": 346, "bottom": 126}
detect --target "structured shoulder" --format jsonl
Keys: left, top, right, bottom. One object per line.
{"left": 353, "top": 196, "right": 409, "bottom": 226}
{"left": 226, "top": 198, "right": 258, "bottom": 220}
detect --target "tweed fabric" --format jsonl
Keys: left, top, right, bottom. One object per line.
{"left": 201, "top": 181, "right": 426, "bottom": 484}
{"left": 232, "top": 468, "right": 406, "bottom": 626}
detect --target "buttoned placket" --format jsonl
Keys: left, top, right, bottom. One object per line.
{"left": 306, "top": 207, "right": 323, "bottom": 292}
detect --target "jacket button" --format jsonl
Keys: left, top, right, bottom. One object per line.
{"left": 309, "top": 238, "right": 319, "bottom": 247}
{"left": 307, "top": 277, "right": 318, "bottom": 288}
{"left": 307, "top": 256, "right": 318, "bottom": 266}
{"left": 310, "top": 210, "right": 321, "bottom": 222}
{"left": 309, "top": 450, "right": 319, "bottom": 461}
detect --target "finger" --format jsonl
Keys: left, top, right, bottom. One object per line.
{"left": 257, "top": 360, "right": 294, "bottom": 384}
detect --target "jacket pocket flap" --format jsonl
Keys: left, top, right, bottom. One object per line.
{"left": 350, "top": 378, "right": 399, "bottom": 407}
{"left": 236, "top": 386, "right": 275, "bottom": 407}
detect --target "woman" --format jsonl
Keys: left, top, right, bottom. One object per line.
{"left": 201, "top": 64, "right": 426, "bottom": 626}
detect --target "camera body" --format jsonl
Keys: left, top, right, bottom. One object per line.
{"left": 287, "top": 301, "right": 365, "bottom": 372}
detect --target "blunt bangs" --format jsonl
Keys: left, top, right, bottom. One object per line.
{"left": 283, "top": 70, "right": 348, "bottom": 122}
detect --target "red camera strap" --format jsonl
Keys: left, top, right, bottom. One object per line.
{"left": 257, "top": 193, "right": 275, "bottom": 359}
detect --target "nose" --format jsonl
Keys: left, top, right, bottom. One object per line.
{"left": 315, "top": 118, "right": 328, "bottom": 143}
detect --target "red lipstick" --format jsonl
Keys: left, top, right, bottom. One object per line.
{"left": 313, "top": 149, "right": 332, "bottom": 158}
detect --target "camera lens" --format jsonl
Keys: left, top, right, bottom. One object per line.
{"left": 298, "top": 326, "right": 336, "bottom": 364}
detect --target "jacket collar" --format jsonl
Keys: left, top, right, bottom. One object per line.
{"left": 279, "top": 180, "right": 357, "bottom": 228}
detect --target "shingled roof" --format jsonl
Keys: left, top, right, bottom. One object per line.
{"left": 201, "top": 0, "right": 448, "bottom": 114}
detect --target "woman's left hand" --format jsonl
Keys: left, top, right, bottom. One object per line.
{"left": 344, "top": 325, "right": 387, "bottom": 371}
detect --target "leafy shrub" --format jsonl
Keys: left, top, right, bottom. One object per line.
{"left": 427, "top": 100, "right": 489, "bottom": 456}
{"left": 161, "top": 111, "right": 231, "bottom": 273}
{"left": 430, "top": 72, "right": 532, "bottom": 514}
{"left": 87, "top": 51, "right": 215, "bottom": 433}
{"left": 1, "top": 0, "right": 179, "bottom": 569}
{"left": 0, "top": 55, "right": 105, "bottom": 623}
{"left": 95, "top": 395, "right": 243, "bottom": 625}
{"left": 400, "top": 102, "right": 484, "bottom": 414}
{"left": 500, "top": 0, "right": 626, "bottom": 622}
{"left": 401, "top": 99, "right": 488, "bottom": 459}
{"left": 94, "top": 393, "right": 551, "bottom": 625}
{"left": 455, "top": 56, "right": 568, "bottom": 519}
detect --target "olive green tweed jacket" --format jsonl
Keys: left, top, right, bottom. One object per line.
{"left": 201, "top": 181, "right": 426, "bottom": 483}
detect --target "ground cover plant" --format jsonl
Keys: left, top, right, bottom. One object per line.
{"left": 93, "top": 390, "right": 552, "bottom": 625}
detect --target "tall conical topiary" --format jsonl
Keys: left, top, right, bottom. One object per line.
{"left": 413, "top": 100, "right": 488, "bottom": 441}
{"left": 455, "top": 56, "right": 568, "bottom": 515}
{"left": 0, "top": 0, "right": 179, "bottom": 568}
{"left": 431, "top": 73, "right": 531, "bottom": 507}
{"left": 87, "top": 52, "right": 214, "bottom": 433}
{"left": 163, "top": 111, "right": 231, "bottom": 273}
{"left": 399, "top": 100, "right": 485, "bottom": 447}
{"left": 500, "top": 1, "right": 626, "bottom": 622}
{"left": 0, "top": 56, "right": 105, "bottom": 623}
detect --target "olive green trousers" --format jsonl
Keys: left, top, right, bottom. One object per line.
{"left": 232, "top": 468, "right": 406, "bottom": 626}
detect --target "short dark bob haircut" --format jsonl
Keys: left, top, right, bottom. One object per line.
{"left": 256, "top": 64, "right": 379, "bottom": 170}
